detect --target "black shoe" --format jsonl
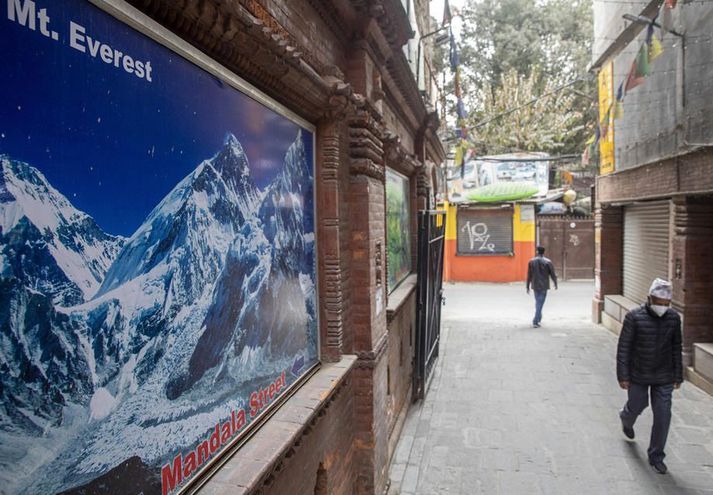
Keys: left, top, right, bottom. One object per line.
{"left": 532, "top": 323, "right": 540, "bottom": 328}
{"left": 620, "top": 415, "right": 635, "bottom": 439}
{"left": 650, "top": 460, "right": 668, "bottom": 474}
{"left": 622, "top": 425, "right": 635, "bottom": 439}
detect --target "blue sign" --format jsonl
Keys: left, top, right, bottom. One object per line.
{"left": 0, "top": 1, "right": 318, "bottom": 493}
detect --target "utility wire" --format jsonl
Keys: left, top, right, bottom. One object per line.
{"left": 444, "top": 76, "right": 592, "bottom": 142}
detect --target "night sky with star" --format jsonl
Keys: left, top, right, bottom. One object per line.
{"left": 0, "top": 0, "right": 313, "bottom": 237}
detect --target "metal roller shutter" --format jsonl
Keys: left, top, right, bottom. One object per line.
{"left": 457, "top": 207, "right": 513, "bottom": 255}
{"left": 623, "top": 202, "right": 671, "bottom": 304}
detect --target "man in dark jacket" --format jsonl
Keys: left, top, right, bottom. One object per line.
{"left": 616, "top": 278, "right": 683, "bottom": 475}
{"left": 526, "top": 246, "right": 558, "bottom": 328}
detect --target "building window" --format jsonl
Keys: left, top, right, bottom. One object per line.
{"left": 386, "top": 168, "right": 412, "bottom": 292}
{"left": 457, "top": 207, "right": 514, "bottom": 256}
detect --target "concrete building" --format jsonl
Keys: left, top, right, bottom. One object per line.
{"left": 591, "top": 0, "right": 713, "bottom": 395}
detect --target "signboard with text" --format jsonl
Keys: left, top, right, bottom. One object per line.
{"left": 0, "top": 1, "right": 318, "bottom": 494}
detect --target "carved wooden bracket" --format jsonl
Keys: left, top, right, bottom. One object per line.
{"left": 416, "top": 161, "right": 431, "bottom": 199}
{"left": 348, "top": 104, "right": 386, "bottom": 181}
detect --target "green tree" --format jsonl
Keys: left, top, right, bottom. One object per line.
{"left": 448, "top": 0, "right": 595, "bottom": 155}
{"left": 470, "top": 67, "right": 591, "bottom": 155}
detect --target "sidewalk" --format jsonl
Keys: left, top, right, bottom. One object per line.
{"left": 388, "top": 282, "right": 713, "bottom": 494}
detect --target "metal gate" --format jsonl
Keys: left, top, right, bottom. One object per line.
{"left": 537, "top": 215, "right": 595, "bottom": 280}
{"left": 413, "top": 210, "right": 446, "bottom": 401}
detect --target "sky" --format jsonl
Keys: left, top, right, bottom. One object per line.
{"left": 0, "top": 0, "right": 313, "bottom": 237}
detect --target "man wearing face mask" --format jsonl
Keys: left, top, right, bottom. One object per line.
{"left": 616, "top": 278, "right": 683, "bottom": 475}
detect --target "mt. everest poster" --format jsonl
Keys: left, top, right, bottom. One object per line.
{"left": 0, "top": 1, "right": 318, "bottom": 494}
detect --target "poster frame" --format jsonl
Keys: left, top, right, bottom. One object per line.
{"left": 385, "top": 166, "right": 413, "bottom": 293}
{"left": 7, "top": 1, "right": 322, "bottom": 493}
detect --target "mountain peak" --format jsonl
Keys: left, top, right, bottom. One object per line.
{"left": 222, "top": 133, "right": 244, "bottom": 158}
{"left": 97, "top": 135, "right": 260, "bottom": 295}
{"left": 2, "top": 156, "right": 49, "bottom": 193}
{"left": 211, "top": 133, "right": 256, "bottom": 189}
{"left": 0, "top": 160, "right": 17, "bottom": 204}
{"left": 1, "top": 155, "right": 124, "bottom": 299}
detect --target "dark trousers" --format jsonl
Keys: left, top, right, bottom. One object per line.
{"left": 620, "top": 382, "right": 674, "bottom": 463}
{"left": 533, "top": 290, "right": 547, "bottom": 325}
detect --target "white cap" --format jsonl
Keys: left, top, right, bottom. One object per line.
{"left": 649, "top": 278, "right": 672, "bottom": 300}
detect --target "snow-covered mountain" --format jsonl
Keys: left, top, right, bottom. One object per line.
{"left": 98, "top": 133, "right": 259, "bottom": 297}
{"left": 168, "top": 132, "right": 316, "bottom": 398}
{"left": 0, "top": 132, "right": 317, "bottom": 495}
{"left": 0, "top": 157, "right": 125, "bottom": 302}
{"left": 0, "top": 157, "right": 124, "bottom": 437}
{"left": 72, "top": 133, "right": 262, "bottom": 401}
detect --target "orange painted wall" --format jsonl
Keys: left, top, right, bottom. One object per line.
{"left": 443, "top": 202, "right": 536, "bottom": 283}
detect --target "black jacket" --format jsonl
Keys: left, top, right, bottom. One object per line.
{"left": 526, "top": 256, "right": 558, "bottom": 291}
{"left": 616, "top": 304, "right": 683, "bottom": 385}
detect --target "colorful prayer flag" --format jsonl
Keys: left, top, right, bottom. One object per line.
{"left": 662, "top": 0, "right": 677, "bottom": 33}
{"left": 649, "top": 35, "right": 663, "bottom": 61}
{"left": 456, "top": 100, "right": 467, "bottom": 119}
{"left": 449, "top": 31, "right": 459, "bottom": 72}
{"left": 614, "top": 100, "right": 624, "bottom": 120}
{"left": 636, "top": 43, "right": 650, "bottom": 77}
{"left": 443, "top": 0, "right": 452, "bottom": 26}
{"left": 625, "top": 44, "right": 649, "bottom": 91}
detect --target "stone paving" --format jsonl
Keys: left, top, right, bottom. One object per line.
{"left": 388, "top": 282, "right": 713, "bottom": 495}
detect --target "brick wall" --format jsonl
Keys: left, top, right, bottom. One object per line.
{"left": 260, "top": 376, "right": 357, "bottom": 494}
{"left": 593, "top": 205, "right": 623, "bottom": 321}
{"left": 246, "top": 0, "right": 345, "bottom": 70}
{"left": 385, "top": 291, "right": 416, "bottom": 461}
{"left": 672, "top": 196, "right": 713, "bottom": 357}
{"left": 348, "top": 173, "right": 391, "bottom": 495}
{"left": 597, "top": 148, "right": 713, "bottom": 204}
{"left": 352, "top": 356, "right": 390, "bottom": 495}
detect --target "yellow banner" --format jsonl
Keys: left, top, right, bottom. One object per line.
{"left": 598, "top": 61, "right": 615, "bottom": 175}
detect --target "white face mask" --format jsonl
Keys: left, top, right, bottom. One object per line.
{"left": 650, "top": 304, "right": 669, "bottom": 317}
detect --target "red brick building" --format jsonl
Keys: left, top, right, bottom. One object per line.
{"left": 120, "top": 0, "right": 446, "bottom": 493}
{"left": 591, "top": 0, "right": 713, "bottom": 395}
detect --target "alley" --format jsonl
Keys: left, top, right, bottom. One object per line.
{"left": 389, "top": 282, "right": 713, "bottom": 495}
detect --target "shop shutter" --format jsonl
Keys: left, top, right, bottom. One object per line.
{"left": 623, "top": 201, "right": 671, "bottom": 304}
{"left": 457, "top": 207, "right": 513, "bottom": 255}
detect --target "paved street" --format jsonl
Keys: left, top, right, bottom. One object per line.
{"left": 389, "top": 282, "right": 713, "bottom": 494}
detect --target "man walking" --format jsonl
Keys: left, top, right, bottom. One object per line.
{"left": 526, "top": 246, "right": 558, "bottom": 328}
{"left": 616, "top": 278, "right": 683, "bottom": 475}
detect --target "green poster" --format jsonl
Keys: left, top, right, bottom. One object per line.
{"left": 386, "top": 169, "right": 411, "bottom": 291}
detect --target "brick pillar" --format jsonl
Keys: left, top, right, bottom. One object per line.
{"left": 672, "top": 197, "right": 713, "bottom": 365}
{"left": 593, "top": 205, "right": 623, "bottom": 322}
{"left": 348, "top": 107, "right": 390, "bottom": 495}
